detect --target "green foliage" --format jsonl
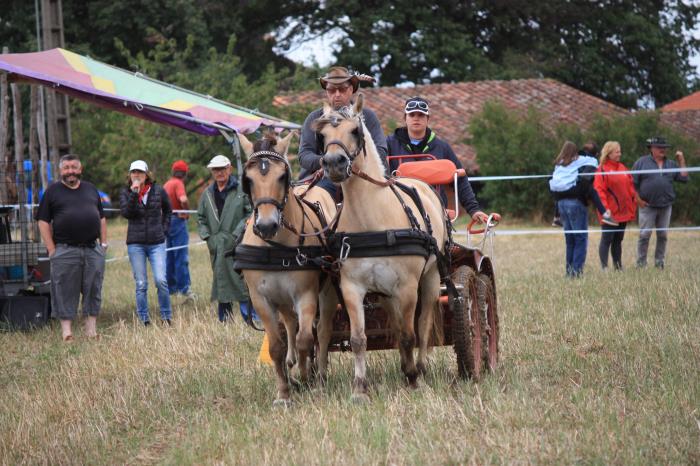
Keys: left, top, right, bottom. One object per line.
{"left": 469, "top": 101, "right": 559, "bottom": 220}
{"left": 297, "top": 0, "right": 700, "bottom": 108}
{"left": 470, "top": 101, "right": 700, "bottom": 222}
{"left": 71, "top": 34, "right": 316, "bottom": 199}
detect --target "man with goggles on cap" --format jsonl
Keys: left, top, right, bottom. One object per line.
{"left": 298, "top": 66, "right": 388, "bottom": 199}
{"left": 387, "top": 96, "right": 488, "bottom": 223}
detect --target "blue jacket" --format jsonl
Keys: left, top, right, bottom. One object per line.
{"left": 387, "top": 127, "right": 480, "bottom": 215}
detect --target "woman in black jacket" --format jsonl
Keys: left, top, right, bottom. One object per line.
{"left": 120, "top": 160, "right": 172, "bottom": 325}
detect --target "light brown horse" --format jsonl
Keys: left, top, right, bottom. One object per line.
{"left": 236, "top": 131, "right": 337, "bottom": 406}
{"left": 313, "top": 95, "right": 447, "bottom": 402}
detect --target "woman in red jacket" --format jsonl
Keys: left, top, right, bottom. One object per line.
{"left": 594, "top": 141, "right": 638, "bottom": 270}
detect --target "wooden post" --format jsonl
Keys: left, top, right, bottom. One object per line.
{"left": 0, "top": 47, "right": 9, "bottom": 204}
{"left": 11, "top": 82, "right": 30, "bottom": 286}
{"left": 41, "top": 0, "right": 71, "bottom": 178}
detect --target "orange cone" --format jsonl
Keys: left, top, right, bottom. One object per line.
{"left": 258, "top": 332, "right": 273, "bottom": 365}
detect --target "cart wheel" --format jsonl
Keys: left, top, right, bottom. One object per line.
{"left": 450, "top": 265, "right": 483, "bottom": 381}
{"left": 477, "top": 274, "right": 499, "bottom": 371}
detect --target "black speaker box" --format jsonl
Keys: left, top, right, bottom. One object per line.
{"left": 0, "top": 295, "right": 49, "bottom": 330}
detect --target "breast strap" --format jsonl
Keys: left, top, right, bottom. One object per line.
{"left": 232, "top": 244, "right": 327, "bottom": 271}
{"left": 327, "top": 228, "right": 435, "bottom": 259}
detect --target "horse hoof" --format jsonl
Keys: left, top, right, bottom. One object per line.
{"left": 350, "top": 392, "right": 370, "bottom": 404}
{"left": 408, "top": 379, "right": 420, "bottom": 391}
{"left": 288, "top": 377, "right": 302, "bottom": 390}
{"left": 272, "top": 398, "right": 292, "bottom": 409}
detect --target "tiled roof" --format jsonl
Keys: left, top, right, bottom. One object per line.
{"left": 661, "top": 91, "right": 700, "bottom": 111}
{"left": 274, "top": 79, "right": 629, "bottom": 172}
{"left": 659, "top": 110, "right": 700, "bottom": 143}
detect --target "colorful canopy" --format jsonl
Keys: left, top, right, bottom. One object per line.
{"left": 0, "top": 48, "right": 298, "bottom": 135}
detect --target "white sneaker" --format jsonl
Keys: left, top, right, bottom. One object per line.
{"left": 601, "top": 210, "right": 618, "bottom": 226}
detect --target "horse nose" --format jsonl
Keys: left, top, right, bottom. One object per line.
{"left": 323, "top": 152, "right": 348, "bottom": 170}
{"left": 255, "top": 217, "right": 279, "bottom": 239}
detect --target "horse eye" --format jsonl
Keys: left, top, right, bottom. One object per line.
{"left": 352, "top": 127, "right": 359, "bottom": 136}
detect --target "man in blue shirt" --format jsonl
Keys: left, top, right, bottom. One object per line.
{"left": 632, "top": 136, "right": 688, "bottom": 268}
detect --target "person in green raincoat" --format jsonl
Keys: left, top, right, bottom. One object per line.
{"left": 197, "top": 154, "right": 256, "bottom": 322}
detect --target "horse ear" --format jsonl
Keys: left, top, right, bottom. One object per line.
{"left": 237, "top": 132, "right": 254, "bottom": 157}
{"left": 353, "top": 92, "right": 364, "bottom": 114}
{"left": 322, "top": 101, "right": 332, "bottom": 115}
{"left": 274, "top": 130, "right": 297, "bottom": 157}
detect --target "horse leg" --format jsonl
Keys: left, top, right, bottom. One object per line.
{"left": 279, "top": 310, "right": 298, "bottom": 371}
{"left": 258, "top": 306, "right": 292, "bottom": 406}
{"left": 341, "top": 282, "right": 369, "bottom": 403}
{"left": 316, "top": 280, "right": 338, "bottom": 385}
{"left": 295, "top": 292, "right": 318, "bottom": 386}
{"left": 397, "top": 285, "right": 420, "bottom": 389}
{"left": 416, "top": 264, "right": 441, "bottom": 375}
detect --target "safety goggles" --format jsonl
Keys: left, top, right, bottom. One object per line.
{"left": 404, "top": 99, "right": 429, "bottom": 114}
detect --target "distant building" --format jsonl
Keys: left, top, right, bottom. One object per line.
{"left": 274, "top": 78, "right": 628, "bottom": 173}
{"left": 660, "top": 91, "right": 700, "bottom": 145}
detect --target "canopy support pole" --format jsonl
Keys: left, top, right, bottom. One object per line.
{"left": 219, "top": 129, "right": 244, "bottom": 186}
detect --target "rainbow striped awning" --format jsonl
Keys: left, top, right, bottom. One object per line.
{"left": 0, "top": 48, "right": 298, "bottom": 135}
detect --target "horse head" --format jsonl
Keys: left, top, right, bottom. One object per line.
{"left": 313, "top": 93, "right": 367, "bottom": 183}
{"left": 240, "top": 129, "right": 296, "bottom": 239}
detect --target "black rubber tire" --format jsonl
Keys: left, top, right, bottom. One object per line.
{"left": 477, "top": 274, "right": 499, "bottom": 372}
{"left": 451, "top": 265, "right": 483, "bottom": 380}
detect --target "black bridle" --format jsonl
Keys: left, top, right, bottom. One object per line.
{"left": 242, "top": 150, "right": 292, "bottom": 238}
{"left": 322, "top": 113, "right": 366, "bottom": 176}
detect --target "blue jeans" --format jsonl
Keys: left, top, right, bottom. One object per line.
{"left": 166, "top": 216, "right": 191, "bottom": 294}
{"left": 127, "top": 242, "right": 172, "bottom": 322}
{"left": 218, "top": 301, "right": 259, "bottom": 323}
{"left": 558, "top": 198, "right": 589, "bottom": 277}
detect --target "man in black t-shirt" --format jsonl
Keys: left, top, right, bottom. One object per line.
{"left": 37, "top": 154, "right": 107, "bottom": 341}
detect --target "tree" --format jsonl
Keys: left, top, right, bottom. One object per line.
{"left": 287, "top": 0, "right": 700, "bottom": 108}
{"left": 61, "top": 0, "right": 315, "bottom": 80}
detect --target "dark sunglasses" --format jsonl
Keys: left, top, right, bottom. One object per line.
{"left": 405, "top": 100, "right": 429, "bottom": 111}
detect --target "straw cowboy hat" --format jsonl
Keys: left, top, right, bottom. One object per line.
{"left": 319, "top": 66, "right": 361, "bottom": 92}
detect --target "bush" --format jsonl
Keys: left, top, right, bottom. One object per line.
{"left": 469, "top": 101, "right": 700, "bottom": 223}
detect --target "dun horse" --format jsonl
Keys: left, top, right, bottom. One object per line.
{"left": 234, "top": 131, "right": 337, "bottom": 406}
{"left": 313, "top": 95, "right": 448, "bottom": 402}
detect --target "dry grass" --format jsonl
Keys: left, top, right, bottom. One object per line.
{"left": 1, "top": 220, "right": 698, "bottom": 464}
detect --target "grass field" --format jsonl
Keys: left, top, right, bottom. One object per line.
{"left": 1, "top": 220, "right": 698, "bottom": 464}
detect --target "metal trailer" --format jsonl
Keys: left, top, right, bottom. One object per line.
{"left": 0, "top": 163, "right": 51, "bottom": 330}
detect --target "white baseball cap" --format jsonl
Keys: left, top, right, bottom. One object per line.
{"left": 207, "top": 154, "right": 231, "bottom": 168}
{"left": 129, "top": 160, "right": 148, "bottom": 172}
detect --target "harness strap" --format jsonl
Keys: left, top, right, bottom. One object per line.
{"left": 350, "top": 165, "right": 395, "bottom": 187}
{"left": 327, "top": 229, "right": 434, "bottom": 259}
{"left": 392, "top": 180, "right": 434, "bottom": 237}
{"left": 388, "top": 183, "right": 422, "bottom": 231}
{"left": 232, "top": 244, "right": 326, "bottom": 271}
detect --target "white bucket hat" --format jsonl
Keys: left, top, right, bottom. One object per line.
{"left": 207, "top": 154, "right": 231, "bottom": 168}
{"left": 129, "top": 160, "right": 148, "bottom": 172}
